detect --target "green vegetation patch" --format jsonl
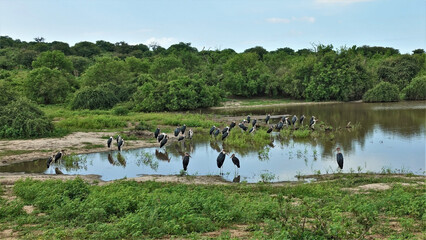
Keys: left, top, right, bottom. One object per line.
{"left": 363, "top": 82, "right": 400, "bottom": 102}
{"left": 2, "top": 175, "right": 424, "bottom": 239}
{"left": 223, "top": 129, "right": 271, "bottom": 150}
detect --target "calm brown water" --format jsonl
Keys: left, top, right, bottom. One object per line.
{"left": 1, "top": 101, "right": 425, "bottom": 182}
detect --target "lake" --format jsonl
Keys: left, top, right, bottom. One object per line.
{"left": 1, "top": 101, "right": 425, "bottom": 182}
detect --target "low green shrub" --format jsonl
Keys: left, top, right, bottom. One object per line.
{"left": 402, "top": 75, "right": 426, "bottom": 100}
{"left": 71, "top": 87, "right": 119, "bottom": 110}
{"left": 0, "top": 98, "right": 54, "bottom": 138}
{"left": 363, "top": 82, "right": 400, "bottom": 102}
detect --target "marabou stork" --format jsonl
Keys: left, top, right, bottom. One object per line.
{"left": 222, "top": 130, "right": 229, "bottom": 141}
{"left": 174, "top": 127, "right": 180, "bottom": 137}
{"left": 231, "top": 153, "right": 240, "bottom": 173}
{"left": 265, "top": 114, "right": 271, "bottom": 124}
{"left": 118, "top": 138, "right": 125, "bottom": 151}
{"left": 182, "top": 152, "right": 190, "bottom": 171}
{"left": 222, "top": 126, "right": 229, "bottom": 134}
{"left": 285, "top": 117, "right": 292, "bottom": 127}
{"left": 116, "top": 135, "right": 121, "bottom": 144}
{"left": 214, "top": 129, "right": 220, "bottom": 138}
{"left": 160, "top": 135, "right": 169, "bottom": 148}
{"left": 336, "top": 147, "right": 344, "bottom": 169}
{"left": 229, "top": 121, "right": 236, "bottom": 130}
{"left": 54, "top": 150, "right": 64, "bottom": 163}
{"left": 249, "top": 125, "right": 256, "bottom": 134}
{"left": 309, "top": 116, "right": 318, "bottom": 130}
{"left": 107, "top": 136, "right": 113, "bottom": 149}
{"left": 247, "top": 115, "right": 251, "bottom": 123}
{"left": 157, "top": 133, "right": 165, "bottom": 142}
{"left": 276, "top": 120, "right": 284, "bottom": 131}
{"left": 209, "top": 126, "right": 216, "bottom": 135}
{"left": 267, "top": 126, "right": 273, "bottom": 133}
{"left": 178, "top": 135, "right": 185, "bottom": 141}
{"left": 154, "top": 128, "right": 160, "bottom": 139}
{"left": 252, "top": 119, "right": 257, "bottom": 127}
{"left": 180, "top": 124, "right": 187, "bottom": 134}
{"left": 188, "top": 129, "right": 193, "bottom": 139}
{"left": 299, "top": 115, "right": 305, "bottom": 125}
{"left": 217, "top": 149, "right": 226, "bottom": 175}
{"left": 46, "top": 155, "right": 54, "bottom": 168}
{"left": 292, "top": 115, "right": 298, "bottom": 127}
{"left": 239, "top": 122, "right": 248, "bottom": 131}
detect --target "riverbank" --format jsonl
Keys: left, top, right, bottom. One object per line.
{"left": 1, "top": 173, "right": 424, "bottom": 239}
{"left": 0, "top": 100, "right": 325, "bottom": 167}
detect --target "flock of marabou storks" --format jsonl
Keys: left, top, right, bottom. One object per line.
{"left": 46, "top": 113, "right": 344, "bottom": 176}
{"left": 148, "top": 113, "right": 342, "bottom": 174}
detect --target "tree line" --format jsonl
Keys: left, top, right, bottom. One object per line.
{"left": 0, "top": 36, "right": 425, "bottom": 112}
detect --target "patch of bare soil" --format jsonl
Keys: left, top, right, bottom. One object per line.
{"left": 201, "top": 224, "right": 250, "bottom": 239}
{"left": 0, "top": 229, "right": 17, "bottom": 240}
{"left": 211, "top": 100, "right": 340, "bottom": 110}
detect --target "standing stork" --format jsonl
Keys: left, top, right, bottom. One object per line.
{"left": 252, "top": 118, "right": 257, "bottom": 127}
{"left": 336, "top": 147, "right": 344, "bottom": 169}
{"left": 54, "top": 150, "right": 65, "bottom": 163}
{"left": 118, "top": 138, "right": 125, "bottom": 151}
{"left": 116, "top": 135, "right": 121, "bottom": 144}
{"left": 222, "top": 126, "right": 230, "bottom": 134}
{"left": 180, "top": 124, "right": 187, "bottom": 135}
{"left": 247, "top": 115, "right": 251, "bottom": 123}
{"left": 230, "top": 153, "right": 240, "bottom": 174}
{"left": 292, "top": 115, "right": 298, "bottom": 129}
{"left": 188, "top": 129, "right": 193, "bottom": 139}
{"left": 249, "top": 125, "right": 256, "bottom": 134}
{"left": 107, "top": 136, "right": 113, "bottom": 149}
{"left": 275, "top": 121, "right": 284, "bottom": 131}
{"left": 229, "top": 121, "right": 236, "bottom": 130}
{"left": 46, "top": 155, "right": 54, "bottom": 168}
{"left": 154, "top": 128, "right": 160, "bottom": 139}
{"left": 174, "top": 127, "right": 180, "bottom": 137}
{"left": 309, "top": 116, "right": 318, "bottom": 130}
{"left": 209, "top": 126, "right": 216, "bottom": 136}
{"left": 182, "top": 152, "right": 190, "bottom": 171}
{"left": 285, "top": 117, "right": 292, "bottom": 127}
{"left": 217, "top": 149, "right": 226, "bottom": 175}
{"left": 214, "top": 129, "right": 220, "bottom": 138}
{"left": 265, "top": 114, "right": 271, "bottom": 124}
{"left": 157, "top": 133, "right": 165, "bottom": 142}
{"left": 160, "top": 135, "right": 169, "bottom": 148}
{"left": 222, "top": 129, "right": 229, "bottom": 141}
{"left": 299, "top": 115, "right": 305, "bottom": 125}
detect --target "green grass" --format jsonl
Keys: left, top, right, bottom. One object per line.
{"left": 223, "top": 129, "right": 272, "bottom": 150}
{"left": 228, "top": 98, "right": 296, "bottom": 106}
{"left": 1, "top": 175, "right": 424, "bottom": 239}
{"left": 0, "top": 150, "right": 33, "bottom": 159}
{"left": 41, "top": 105, "right": 222, "bottom": 133}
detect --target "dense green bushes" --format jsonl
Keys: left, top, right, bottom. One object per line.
{"left": 402, "top": 75, "right": 426, "bottom": 100}
{"left": 0, "top": 98, "right": 54, "bottom": 138}
{"left": 71, "top": 87, "right": 119, "bottom": 110}
{"left": 363, "top": 82, "right": 400, "bottom": 102}
{"left": 1, "top": 36, "right": 425, "bottom": 111}
{"left": 132, "top": 77, "right": 224, "bottom": 112}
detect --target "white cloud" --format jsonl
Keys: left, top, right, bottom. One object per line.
{"left": 266, "top": 17, "right": 315, "bottom": 24}
{"left": 315, "top": 0, "right": 374, "bottom": 4}
{"left": 143, "top": 37, "right": 175, "bottom": 48}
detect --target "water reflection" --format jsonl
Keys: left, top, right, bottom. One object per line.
{"left": 0, "top": 101, "right": 424, "bottom": 182}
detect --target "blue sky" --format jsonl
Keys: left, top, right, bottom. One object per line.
{"left": 0, "top": 0, "right": 424, "bottom": 53}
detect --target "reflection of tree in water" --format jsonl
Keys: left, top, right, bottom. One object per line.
{"left": 61, "top": 154, "right": 89, "bottom": 171}
{"left": 116, "top": 153, "right": 126, "bottom": 167}
{"left": 155, "top": 149, "right": 170, "bottom": 162}
{"left": 165, "top": 141, "right": 195, "bottom": 159}
{"left": 136, "top": 151, "right": 158, "bottom": 171}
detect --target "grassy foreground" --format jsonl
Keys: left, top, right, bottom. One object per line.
{"left": 0, "top": 174, "right": 424, "bottom": 239}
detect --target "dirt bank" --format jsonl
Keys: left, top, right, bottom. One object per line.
{"left": 0, "top": 131, "right": 161, "bottom": 167}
